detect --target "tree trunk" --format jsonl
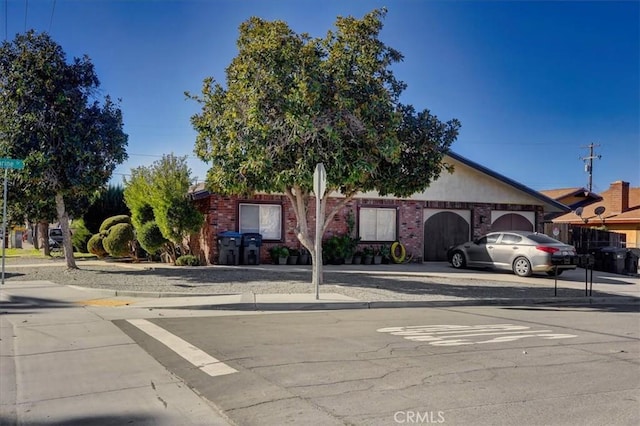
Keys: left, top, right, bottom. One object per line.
{"left": 38, "top": 221, "right": 49, "bottom": 256}
{"left": 55, "top": 193, "right": 77, "bottom": 269}
{"left": 285, "top": 186, "right": 353, "bottom": 287}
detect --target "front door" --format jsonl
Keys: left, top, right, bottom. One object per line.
{"left": 424, "top": 212, "right": 469, "bottom": 261}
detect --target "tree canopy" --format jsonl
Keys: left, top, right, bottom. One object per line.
{"left": 124, "top": 154, "right": 203, "bottom": 263}
{"left": 0, "top": 31, "right": 128, "bottom": 268}
{"left": 189, "top": 9, "right": 460, "bottom": 271}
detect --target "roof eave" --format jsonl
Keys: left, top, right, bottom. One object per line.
{"left": 447, "top": 151, "right": 571, "bottom": 213}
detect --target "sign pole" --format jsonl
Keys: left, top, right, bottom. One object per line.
{"left": 313, "top": 163, "right": 326, "bottom": 300}
{"left": 2, "top": 167, "right": 8, "bottom": 285}
{"left": 0, "top": 158, "right": 25, "bottom": 285}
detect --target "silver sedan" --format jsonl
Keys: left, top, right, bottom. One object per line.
{"left": 447, "top": 231, "right": 578, "bottom": 277}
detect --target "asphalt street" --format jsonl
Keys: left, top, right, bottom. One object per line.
{"left": 2, "top": 262, "right": 639, "bottom": 426}
{"left": 116, "top": 305, "right": 640, "bottom": 426}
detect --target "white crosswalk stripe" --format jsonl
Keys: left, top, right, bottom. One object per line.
{"left": 127, "top": 319, "right": 237, "bottom": 377}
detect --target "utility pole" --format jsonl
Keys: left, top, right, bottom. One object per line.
{"left": 581, "top": 143, "right": 601, "bottom": 193}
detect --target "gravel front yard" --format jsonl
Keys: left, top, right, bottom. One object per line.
{"left": 2, "top": 257, "right": 604, "bottom": 301}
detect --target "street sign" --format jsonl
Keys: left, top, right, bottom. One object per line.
{"left": 313, "top": 163, "right": 326, "bottom": 199}
{"left": 0, "top": 158, "right": 24, "bottom": 170}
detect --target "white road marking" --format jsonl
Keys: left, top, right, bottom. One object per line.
{"left": 378, "top": 324, "right": 577, "bottom": 346}
{"left": 127, "top": 319, "right": 237, "bottom": 377}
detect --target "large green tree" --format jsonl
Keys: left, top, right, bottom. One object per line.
{"left": 0, "top": 31, "right": 128, "bottom": 268}
{"left": 124, "top": 154, "right": 203, "bottom": 263}
{"left": 188, "top": 9, "right": 460, "bottom": 272}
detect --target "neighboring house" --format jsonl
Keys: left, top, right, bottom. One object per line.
{"left": 190, "top": 151, "right": 569, "bottom": 264}
{"left": 544, "top": 181, "right": 640, "bottom": 249}
{"left": 539, "top": 187, "right": 602, "bottom": 215}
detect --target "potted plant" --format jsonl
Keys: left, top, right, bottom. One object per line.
{"left": 373, "top": 246, "right": 383, "bottom": 264}
{"left": 344, "top": 236, "right": 361, "bottom": 265}
{"left": 298, "top": 247, "right": 310, "bottom": 265}
{"left": 378, "top": 244, "right": 391, "bottom": 264}
{"left": 287, "top": 247, "right": 299, "bottom": 265}
{"left": 269, "top": 246, "right": 289, "bottom": 265}
{"left": 363, "top": 246, "right": 374, "bottom": 265}
{"left": 353, "top": 250, "right": 363, "bottom": 265}
{"left": 323, "top": 236, "right": 345, "bottom": 265}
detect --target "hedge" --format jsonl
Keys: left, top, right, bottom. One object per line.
{"left": 103, "top": 223, "right": 135, "bottom": 257}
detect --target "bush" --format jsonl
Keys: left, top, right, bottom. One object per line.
{"left": 87, "top": 234, "right": 108, "bottom": 258}
{"left": 99, "top": 215, "right": 131, "bottom": 232}
{"left": 103, "top": 223, "right": 135, "bottom": 257}
{"left": 175, "top": 255, "right": 200, "bottom": 266}
{"left": 71, "top": 219, "right": 92, "bottom": 253}
{"left": 137, "top": 221, "right": 167, "bottom": 254}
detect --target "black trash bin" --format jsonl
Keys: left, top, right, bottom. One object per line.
{"left": 217, "top": 231, "right": 242, "bottom": 265}
{"left": 241, "top": 233, "right": 262, "bottom": 265}
{"left": 625, "top": 249, "right": 639, "bottom": 274}
{"left": 600, "top": 247, "right": 627, "bottom": 274}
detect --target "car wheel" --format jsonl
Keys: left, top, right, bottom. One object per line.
{"left": 546, "top": 269, "right": 564, "bottom": 277}
{"left": 513, "top": 257, "right": 532, "bottom": 277}
{"left": 451, "top": 251, "right": 466, "bottom": 269}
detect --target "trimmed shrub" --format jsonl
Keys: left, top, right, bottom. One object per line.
{"left": 103, "top": 223, "right": 135, "bottom": 257}
{"left": 138, "top": 204, "right": 155, "bottom": 226}
{"left": 99, "top": 215, "right": 131, "bottom": 232}
{"left": 175, "top": 255, "right": 200, "bottom": 266}
{"left": 137, "top": 221, "right": 167, "bottom": 255}
{"left": 71, "top": 219, "right": 92, "bottom": 253}
{"left": 87, "top": 234, "right": 108, "bottom": 258}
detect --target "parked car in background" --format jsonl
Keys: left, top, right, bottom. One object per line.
{"left": 447, "top": 231, "right": 579, "bottom": 277}
{"left": 49, "top": 228, "right": 64, "bottom": 248}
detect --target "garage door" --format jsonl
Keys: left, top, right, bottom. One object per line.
{"left": 491, "top": 213, "right": 533, "bottom": 232}
{"left": 424, "top": 212, "right": 469, "bottom": 261}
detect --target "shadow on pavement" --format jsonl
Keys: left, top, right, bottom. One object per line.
{"left": 499, "top": 304, "right": 640, "bottom": 313}
{"left": 0, "top": 414, "right": 159, "bottom": 426}
{"left": 0, "top": 295, "right": 75, "bottom": 311}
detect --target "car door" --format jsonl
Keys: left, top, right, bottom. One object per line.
{"left": 491, "top": 233, "right": 523, "bottom": 269}
{"left": 465, "top": 234, "right": 499, "bottom": 267}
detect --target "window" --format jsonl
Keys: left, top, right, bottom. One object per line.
{"left": 500, "top": 234, "right": 523, "bottom": 244}
{"left": 239, "top": 203, "right": 282, "bottom": 240}
{"left": 359, "top": 207, "right": 397, "bottom": 241}
{"left": 477, "top": 234, "right": 499, "bottom": 245}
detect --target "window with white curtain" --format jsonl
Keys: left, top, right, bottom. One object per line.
{"left": 359, "top": 207, "right": 396, "bottom": 241}
{"left": 239, "top": 203, "right": 282, "bottom": 240}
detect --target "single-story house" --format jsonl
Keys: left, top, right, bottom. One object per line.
{"left": 543, "top": 181, "right": 640, "bottom": 249}
{"left": 190, "top": 151, "right": 570, "bottom": 264}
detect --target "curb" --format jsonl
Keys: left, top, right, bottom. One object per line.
{"left": 144, "top": 296, "right": 640, "bottom": 311}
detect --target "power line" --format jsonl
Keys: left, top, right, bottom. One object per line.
{"left": 48, "top": 0, "right": 56, "bottom": 33}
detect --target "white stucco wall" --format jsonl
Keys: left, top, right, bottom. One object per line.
{"left": 355, "top": 156, "right": 547, "bottom": 206}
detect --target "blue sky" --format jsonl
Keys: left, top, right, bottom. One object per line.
{"left": 3, "top": 0, "right": 639, "bottom": 193}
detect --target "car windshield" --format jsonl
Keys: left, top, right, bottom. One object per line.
{"left": 49, "top": 229, "right": 62, "bottom": 236}
{"left": 527, "top": 234, "right": 562, "bottom": 244}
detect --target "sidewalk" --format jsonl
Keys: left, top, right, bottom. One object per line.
{"left": 0, "top": 281, "right": 231, "bottom": 426}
